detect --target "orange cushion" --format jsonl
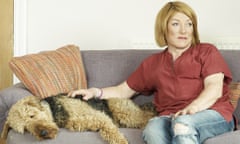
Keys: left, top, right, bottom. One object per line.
{"left": 9, "top": 45, "right": 87, "bottom": 98}
{"left": 229, "top": 82, "right": 240, "bottom": 108}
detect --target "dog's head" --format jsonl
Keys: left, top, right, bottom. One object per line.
{"left": 6, "top": 96, "right": 59, "bottom": 140}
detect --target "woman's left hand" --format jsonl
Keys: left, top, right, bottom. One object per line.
{"left": 174, "top": 105, "right": 199, "bottom": 118}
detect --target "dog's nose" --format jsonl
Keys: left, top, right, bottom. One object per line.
{"left": 40, "top": 130, "right": 48, "bottom": 137}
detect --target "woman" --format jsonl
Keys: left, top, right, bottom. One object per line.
{"left": 68, "top": 1, "right": 235, "bottom": 144}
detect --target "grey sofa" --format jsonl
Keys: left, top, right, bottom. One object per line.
{"left": 0, "top": 49, "right": 240, "bottom": 144}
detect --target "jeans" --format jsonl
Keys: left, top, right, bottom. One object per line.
{"left": 142, "top": 110, "right": 234, "bottom": 144}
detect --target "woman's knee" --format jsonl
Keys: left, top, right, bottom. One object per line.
{"left": 143, "top": 117, "right": 162, "bottom": 135}
{"left": 173, "top": 123, "right": 192, "bottom": 135}
{"left": 142, "top": 117, "right": 172, "bottom": 144}
{"left": 171, "top": 115, "right": 199, "bottom": 143}
{"left": 172, "top": 115, "right": 197, "bottom": 135}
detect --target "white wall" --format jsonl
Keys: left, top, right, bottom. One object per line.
{"left": 14, "top": 0, "right": 240, "bottom": 55}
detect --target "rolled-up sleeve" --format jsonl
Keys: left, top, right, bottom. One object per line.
{"left": 200, "top": 45, "right": 232, "bottom": 84}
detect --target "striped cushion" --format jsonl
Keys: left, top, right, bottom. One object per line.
{"left": 229, "top": 82, "right": 240, "bottom": 108}
{"left": 9, "top": 45, "right": 87, "bottom": 98}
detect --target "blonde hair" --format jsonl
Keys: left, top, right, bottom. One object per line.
{"left": 155, "top": 1, "right": 200, "bottom": 47}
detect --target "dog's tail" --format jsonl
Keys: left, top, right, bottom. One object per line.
{"left": 0, "top": 122, "right": 10, "bottom": 144}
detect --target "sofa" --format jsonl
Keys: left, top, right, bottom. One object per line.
{"left": 0, "top": 49, "right": 240, "bottom": 144}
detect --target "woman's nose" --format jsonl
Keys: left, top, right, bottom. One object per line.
{"left": 180, "top": 25, "right": 186, "bottom": 33}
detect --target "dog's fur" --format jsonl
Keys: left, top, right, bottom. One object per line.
{"left": 1, "top": 95, "right": 156, "bottom": 144}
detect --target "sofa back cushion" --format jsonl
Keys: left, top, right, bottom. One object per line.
{"left": 81, "top": 50, "right": 240, "bottom": 104}
{"left": 81, "top": 50, "right": 159, "bottom": 104}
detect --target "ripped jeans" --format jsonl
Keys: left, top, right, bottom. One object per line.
{"left": 142, "top": 110, "right": 234, "bottom": 144}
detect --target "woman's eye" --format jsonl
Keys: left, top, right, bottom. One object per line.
{"left": 187, "top": 22, "right": 193, "bottom": 27}
{"left": 30, "top": 115, "right": 35, "bottom": 118}
{"left": 172, "top": 23, "right": 179, "bottom": 26}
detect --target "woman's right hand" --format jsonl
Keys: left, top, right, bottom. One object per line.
{"left": 68, "top": 81, "right": 136, "bottom": 100}
{"left": 67, "top": 88, "right": 100, "bottom": 100}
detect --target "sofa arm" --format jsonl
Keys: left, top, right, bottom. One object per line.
{"left": 0, "top": 83, "right": 32, "bottom": 132}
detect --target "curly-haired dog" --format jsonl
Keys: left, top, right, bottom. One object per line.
{"left": 1, "top": 95, "right": 156, "bottom": 144}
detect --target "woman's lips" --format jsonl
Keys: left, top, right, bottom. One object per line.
{"left": 178, "top": 37, "right": 187, "bottom": 40}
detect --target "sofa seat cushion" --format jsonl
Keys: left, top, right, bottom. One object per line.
{"left": 6, "top": 126, "right": 240, "bottom": 144}
{"left": 6, "top": 128, "right": 145, "bottom": 144}
{"left": 203, "top": 129, "right": 240, "bottom": 144}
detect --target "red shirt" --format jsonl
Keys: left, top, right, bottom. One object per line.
{"left": 127, "top": 43, "right": 234, "bottom": 122}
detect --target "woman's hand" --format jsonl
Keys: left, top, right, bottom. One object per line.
{"left": 67, "top": 88, "right": 101, "bottom": 100}
{"left": 68, "top": 81, "right": 136, "bottom": 100}
{"left": 174, "top": 105, "right": 199, "bottom": 118}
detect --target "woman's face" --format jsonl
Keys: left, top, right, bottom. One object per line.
{"left": 166, "top": 12, "right": 193, "bottom": 50}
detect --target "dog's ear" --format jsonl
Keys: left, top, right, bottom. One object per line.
{"left": 40, "top": 100, "right": 54, "bottom": 120}
{"left": 7, "top": 110, "right": 26, "bottom": 134}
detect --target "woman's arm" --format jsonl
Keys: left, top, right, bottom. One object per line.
{"left": 68, "top": 81, "right": 137, "bottom": 100}
{"left": 174, "top": 72, "right": 224, "bottom": 117}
